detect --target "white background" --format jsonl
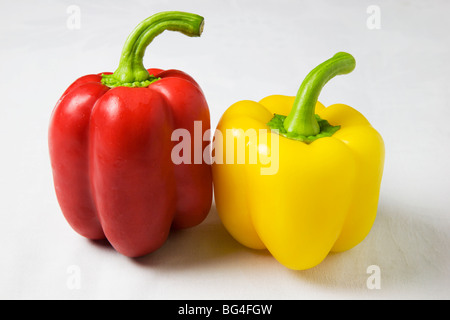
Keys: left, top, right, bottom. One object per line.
{"left": 1, "top": 0, "right": 449, "bottom": 299}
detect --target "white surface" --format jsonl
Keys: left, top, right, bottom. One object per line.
{"left": 1, "top": 0, "right": 449, "bottom": 300}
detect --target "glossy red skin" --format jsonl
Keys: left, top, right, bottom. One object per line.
{"left": 49, "top": 69, "right": 212, "bottom": 257}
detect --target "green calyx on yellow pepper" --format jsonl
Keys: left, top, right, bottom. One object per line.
{"left": 212, "top": 52, "right": 385, "bottom": 270}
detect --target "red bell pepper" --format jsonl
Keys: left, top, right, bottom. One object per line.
{"left": 48, "top": 11, "right": 212, "bottom": 257}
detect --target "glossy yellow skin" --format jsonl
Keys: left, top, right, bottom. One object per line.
{"left": 212, "top": 95, "right": 385, "bottom": 270}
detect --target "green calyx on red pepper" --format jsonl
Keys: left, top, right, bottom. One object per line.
{"left": 101, "top": 11, "right": 204, "bottom": 88}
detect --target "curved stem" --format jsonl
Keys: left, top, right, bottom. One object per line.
{"left": 102, "top": 11, "right": 204, "bottom": 88}
{"left": 283, "top": 52, "right": 356, "bottom": 136}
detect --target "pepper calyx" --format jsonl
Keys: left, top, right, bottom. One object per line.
{"left": 101, "top": 74, "right": 160, "bottom": 88}
{"left": 267, "top": 113, "right": 340, "bottom": 144}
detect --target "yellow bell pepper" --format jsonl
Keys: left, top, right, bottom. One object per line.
{"left": 212, "top": 53, "right": 385, "bottom": 270}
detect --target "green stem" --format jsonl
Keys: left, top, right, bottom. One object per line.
{"left": 102, "top": 11, "right": 204, "bottom": 88}
{"left": 283, "top": 52, "right": 356, "bottom": 136}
